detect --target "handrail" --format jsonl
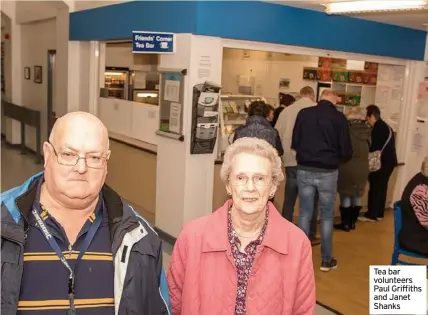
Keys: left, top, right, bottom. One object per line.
{"left": 2, "top": 101, "right": 43, "bottom": 164}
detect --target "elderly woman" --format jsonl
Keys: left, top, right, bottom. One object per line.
{"left": 167, "top": 137, "right": 315, "bottom": 315}
{"left": 399, "top": 157, "right": 428, "bottom": 256}
{"left": 334, "top": 107, "right": 371, "bottom": 231}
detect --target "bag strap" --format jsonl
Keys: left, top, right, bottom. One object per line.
{"left": 381, "top": 126, "right": 392, "bottom": 152}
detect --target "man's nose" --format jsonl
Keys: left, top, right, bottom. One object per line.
{"left": 74, "top": 158, "right": 88, "bottom": 173}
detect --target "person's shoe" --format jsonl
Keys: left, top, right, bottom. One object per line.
{"left": 377, "top": 217, "right": 383, "bottom": 221}
{"left": 351, "top": 206, "right": 362, "bottom": 230}
{"left": 358, "top": 214, "right": 376, "bottom": 222}
{"left": 310, "top": 238, "right": 321, "bottom": 246}
{"left": 333, "top": 206, "right": 351, "bottom": 231}
{"left": 320, "top": 258, "right": 338, "bottom": 272}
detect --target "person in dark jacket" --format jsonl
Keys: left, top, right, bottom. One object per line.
{"left": 359, "top": 105, "right": 398, "bottom": 222}
{"left": 233, "top": 100, "right": 284, "bottom": 156}
{"left": 334, "top": 107, "right": 371, "bottom": 232}
{"left": 399, "top": 157, "right": 428, "bottom": 256}
{"left": 272, "top": 93, "right": 295, "bottom": 127}
{"left": 1, "top": 112, "right": 170, "bottom": 315}
{"left": 292, "top": 89, "right": 353, "bottom": 271}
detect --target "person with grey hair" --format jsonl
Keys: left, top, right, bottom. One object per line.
{"left": 398, "top": 156, "right": 428, "bottom": 257}
{"left": 168, "top": 137, "right": 315, "bottom": 315}
{"left": 275, "top": 86, "right": 320, "bottom": 244}
{"left": 335, "top": 107, "right": 371, "bottom": 231}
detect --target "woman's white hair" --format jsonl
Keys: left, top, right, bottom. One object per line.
{"left": 220, "top": 137, "right": 284, "bottom": 186}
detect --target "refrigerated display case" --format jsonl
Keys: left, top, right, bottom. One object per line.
{"left": 132, "top": 90, "right": 159, "bottom": 105}
{"left": 218, "top": 94, "right": 266, "bottom": 158}
{"left": 104, "top": 67, "right": 129, "bottom": 100}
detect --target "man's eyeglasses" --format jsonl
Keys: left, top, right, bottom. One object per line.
{"left": 49, "top": 143, "right": 107, "bottom": 169}
{"left": 229, "top": 174, "right": 272, "bottom": 186}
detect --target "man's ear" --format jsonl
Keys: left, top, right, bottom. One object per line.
{"left": 42, "top": 142, "right": 51, "bottom": 168}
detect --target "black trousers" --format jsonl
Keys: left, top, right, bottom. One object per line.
{"left": 366, "top": 166, "right": 394, "bottom": 220}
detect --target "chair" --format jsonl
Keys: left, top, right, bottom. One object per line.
{"left": 391, "top": 201, "right": 428, "bottom": 265}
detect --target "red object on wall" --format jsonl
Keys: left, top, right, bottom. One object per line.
{"left": 4, "top": 33, "right": 10, "bottom": 40}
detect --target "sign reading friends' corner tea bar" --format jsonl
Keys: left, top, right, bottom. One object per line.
{"left": 132, "top": 31, "right": 175, "bottom": 54}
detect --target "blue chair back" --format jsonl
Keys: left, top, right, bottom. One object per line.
{"left": 391, "top": 201, "right": 428, "bottom": 265}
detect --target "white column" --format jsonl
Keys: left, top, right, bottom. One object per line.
{"left": 155, "top": 34, "right": 223, "bottom": 238}
{"left": 392, "top": 61, "right": 427, "bottom": 202}
{"left": 2, "top": 2, "right": 23, "bottom": 144}
{"left": 88, "top": 41, "right": 101, "bottom": 115}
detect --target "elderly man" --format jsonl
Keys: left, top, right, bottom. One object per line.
{"left": 292, "top": 89, "right": 352, "bottom": 272}
{"left": 1, "top": 112, "right": 171, "bottom": 315}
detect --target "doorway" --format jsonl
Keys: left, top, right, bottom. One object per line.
{"left": 47, "top": 50, "right": 56, "bottom": 137}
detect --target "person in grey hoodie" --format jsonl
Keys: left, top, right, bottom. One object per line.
{"left": 335, "top": 107, "right": 371, "bottom": 231}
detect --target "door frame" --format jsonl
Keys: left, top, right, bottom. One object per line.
{"left": 47, "top": 49, "right": 56, "bottom": 137}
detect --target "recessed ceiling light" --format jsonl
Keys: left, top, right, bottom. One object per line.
{"left": 324, "top": 0, "right": 427, "bottom": 15}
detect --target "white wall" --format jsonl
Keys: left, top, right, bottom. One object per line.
{"left": 21, "top": 17, "right": 56, "bottom": 152}
{"left": 71, "top": 0, "right": 132, "bottom": 12}
{"left": 105, "top": 42, "right": 158, "bottom": 71}
{"left": 222, "top": 49, "right": 318, "bottom": 105}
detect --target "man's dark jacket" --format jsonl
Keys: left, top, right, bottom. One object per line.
{"left": 292, "top": 100, "right": 353, "bottom": 170}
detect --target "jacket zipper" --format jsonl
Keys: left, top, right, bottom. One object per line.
{"left": 68, "top": 244, "right": 73, "bottom": 259}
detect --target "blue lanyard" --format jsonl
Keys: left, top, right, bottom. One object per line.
{"left": 32, "top": 207, "right": 102, "bottom": 315}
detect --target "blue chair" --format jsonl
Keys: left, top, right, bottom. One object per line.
{"left": 391, "top": 201, "right": 428, "bottom": 265}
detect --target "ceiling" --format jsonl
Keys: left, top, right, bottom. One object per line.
{"left": 274, "top": 0, "right": 428, "bottom": 31}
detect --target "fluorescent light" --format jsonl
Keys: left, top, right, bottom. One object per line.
{"left": 324, "top": 1, "right": 427, "bottom": 14}
{"left": 105, "top": 72, "right": 123, "bottom": 76}
{"left": 137, "top": 93, "right": 158, "bottom": 98}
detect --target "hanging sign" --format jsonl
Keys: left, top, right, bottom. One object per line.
{"left": 132, "top": 31, "right": 175, "bottom": 54}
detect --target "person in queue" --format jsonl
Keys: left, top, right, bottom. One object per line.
{"left": 276, "top": 86, "right": 320, "bottom": 244}
{"left": 292, "top": 89, "right": 353, "bottom": 272}
{"left": 1, "top": 112, "right": 170, "bottom": 315}
{"left": 167, "top": 137, "right": 315, "bottom": 315}
{"left": 266, "top": 104, "right": 275, "bottom": 126}
{"left": 358, "top": 105, "right": 398, "bottom": 222}
{"left": 398, "top": 156, "right": 428, "bottom": 257}
{"left": 273, "top": 93, "right": 296, "bottom": 127}
{"left": 233, "top": 100, "right": 284, "bottom": 156}
{"left": 335, "top": 107, "right": 371, "bottom": 231}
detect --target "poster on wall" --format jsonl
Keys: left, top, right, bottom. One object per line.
{"left": 169, "top": 102, "right": 182, "bottom": 134}
{"left": 164, "top": 78, "right": 180, "bottom": 102}
{"left": 279, "top": 78, "right": 290, "bottom": 89}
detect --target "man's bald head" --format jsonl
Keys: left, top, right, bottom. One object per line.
{"left": 43, "top": 111, "right": 111, "bottom": 210}
{"left": 320, "top": 89, "right": 339, "bottom": 105}
{"left": 49, "top": 111, "right": 109, "bottom": 151}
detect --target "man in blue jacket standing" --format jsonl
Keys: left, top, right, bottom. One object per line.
{"left": 292, "top": 89, "right": 352, "bottom": 272}
{"left": 1, "top": 112, "right": 171, "bottom": 315}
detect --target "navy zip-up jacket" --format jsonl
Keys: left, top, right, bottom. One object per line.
{"left": 291, "top": 100, "right": 353, "bottom": 170}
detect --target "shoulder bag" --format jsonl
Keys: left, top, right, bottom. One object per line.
{"left": 368, "top": 126, "right": 392, "bottom": 172}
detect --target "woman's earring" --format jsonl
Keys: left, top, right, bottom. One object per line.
{"left": 227, "top": 191, "right": 232, "bottom": 196}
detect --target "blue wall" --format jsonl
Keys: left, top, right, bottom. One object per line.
{"left": 70, "top": 1, "right": 427, "bottom": 60}
{"left": 69, "top": 1, "right": 198, "bottom": 40}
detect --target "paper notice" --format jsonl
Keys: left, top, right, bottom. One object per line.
{"left": 164, "top": 80, "right": 180, "bottom": 102}
{"left": 375, "top": 86, "right": 390, "bottom": 107}
{"left": 169, "top": 102, "right": 182, "bottom": 134}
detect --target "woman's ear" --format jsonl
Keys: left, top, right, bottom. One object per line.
{"left": 225, "top": 184, "right": 232, "bottom": 196}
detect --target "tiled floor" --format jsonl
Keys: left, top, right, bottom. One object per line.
{"left": 1, "top": 143, "right": 336, "bottom": 315}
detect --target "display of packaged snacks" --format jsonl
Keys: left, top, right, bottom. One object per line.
{"left": 332, "top": 58, "right": 347, "bottom": 69}
{"left": 362, "top": 72, "right": 377, "bottom": 85}
{"left": 332, "top": 70, "right": 349, "bottom": 83}
{"left": 303, "top": 67, "right": 318, "bottom": 80}
{"left": 318, "top": 57, "right": 332, "bottom": 68}
{"left": 317, "top": 69, "right": 332, "bottom": 81}
{"left": 364, "top": 62, "right": 379, "bottom": 72}
{"left": 349, "top": 71, "right": 364, "bottom": 84}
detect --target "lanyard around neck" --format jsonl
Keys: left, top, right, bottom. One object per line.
{"left": 32, "top": 207, "right": 102, "bottom": 315}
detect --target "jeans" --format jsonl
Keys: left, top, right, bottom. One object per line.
{"left": 339, "top": 192, "right": 360, "bottom": 208}
{"left": 282, "top": 167, "right": 318, "bottom": 239}
{"left": 297, "top": 169, "right": 338, "bottom": 262}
